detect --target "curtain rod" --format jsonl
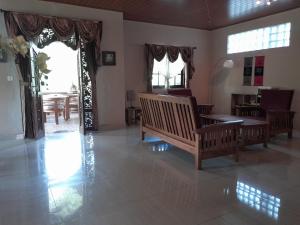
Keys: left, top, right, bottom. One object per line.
{"left": 145, "top": 43, "right": 197, "bottom": 50}
{"left": 0, "top": 8, "right": 101, "bottom": 23}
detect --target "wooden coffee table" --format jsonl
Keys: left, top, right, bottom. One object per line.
{"left": 200, "top": 114, "right": 269, "bottom": 147}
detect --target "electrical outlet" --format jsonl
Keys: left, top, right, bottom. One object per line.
{"left": 7, "top": 75, "right": 13, "bottom": 82}
{"left": 16, "top": 134, "right": 24, "bottom": 140}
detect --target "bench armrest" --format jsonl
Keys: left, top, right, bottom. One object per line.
{"left": 194, "top": 120, "right": 243, "bottom": 134}
{"left": 266, "top": 110, "right": 295, "bottom": 137}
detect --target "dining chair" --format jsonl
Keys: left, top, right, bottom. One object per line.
{"left": 65, "top": 95, "right": 79, "bottom": 120}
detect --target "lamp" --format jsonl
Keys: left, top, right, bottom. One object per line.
{"left": 223, "top": 59, "right": 234, "bottom": 68}
{"left": 209, "top": 59, "right": 235, "bottom": 104}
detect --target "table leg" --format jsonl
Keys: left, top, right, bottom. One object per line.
{"left": 55, "top": 111, "right": 59, "bottom": 125}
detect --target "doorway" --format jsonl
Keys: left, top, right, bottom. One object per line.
{"left": 33, "top": 42, "right": 80, "bottom": 135}
{"left": 23, "top": 27, "right": 99, "bottom": 139}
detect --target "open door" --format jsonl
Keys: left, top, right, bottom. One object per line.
{"left": 77, "top": 43, "right": 99, "bottom": 134}
{"left": 77, "top": 50, "right": 85, "bottom": 134}
{"left": 29, "top": 47, "right": 45, "bottom": 139}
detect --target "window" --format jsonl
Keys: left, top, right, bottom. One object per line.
{"left": 152, "top": 53, "right": 186, "bottom": 89}
{"left": 227, "top": 22, "right": 291, "bottom": 54}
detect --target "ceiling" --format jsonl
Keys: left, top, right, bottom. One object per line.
{"left": 42, "top": 0, "right": 300, "bottom": 30}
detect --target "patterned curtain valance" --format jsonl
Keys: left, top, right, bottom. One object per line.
{"left": 145, "top": 44, "right": 195, "bottom": 92}
{"left": 4, "top": 11, "right": 102, "bottom": 66}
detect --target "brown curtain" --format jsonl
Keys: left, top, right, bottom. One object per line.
{"left": 4, "top": 11, "right": 102, "bottom": 137}
{"left": 76, "top": 20, "right": 102, "bottom": 66}
{"left": 145, "top": 44, "right": 195, "bottom": 92}
{"left": 4, "top": 11, "right": 102, "bottom": 68}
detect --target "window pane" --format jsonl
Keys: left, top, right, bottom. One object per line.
{"left": 159, "top": 74, "right": 165, "bottom": 86}
{"left": 227, "top": 22, "right": 291, "bottom": 54}
{"left": 152, "top": 74, "right": 158, "bottom": 86}
{"left": 152, "top": 53, "right": 186, "bottom": 89}
{"left": 169, "top": 53, "right": 185, "bottom": 77}
{"left": 169, "top": 77, "right": 175, "bottom": 86}
{"left": 175, "top": 75, "right": 182, "bottom": 86}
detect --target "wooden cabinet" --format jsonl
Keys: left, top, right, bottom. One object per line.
{"left": 231, "top": 93, "right": 258, "bottom": 115}
{"left": 125, "top": 107, "right": 141, "bottom": 125}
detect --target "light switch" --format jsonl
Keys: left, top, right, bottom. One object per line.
{"left": 7, "top": 75, "right": 13, "bottom": 81}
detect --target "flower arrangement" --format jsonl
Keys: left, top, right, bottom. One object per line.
{"left": 0, "top": 35, "right": 51, "bottom": 86}
{"left": 6, "top": 35, "right": 29, "bottom": 57}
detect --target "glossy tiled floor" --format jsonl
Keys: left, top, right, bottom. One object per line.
{"left": 44, "top": 113, "right": 79, "bottom": 134}
{"left": 0, "top": 127, "right": 300, "bottom": 225}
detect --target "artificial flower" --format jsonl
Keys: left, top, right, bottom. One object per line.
{"left": 36, "top": 52, "right": 51, "bottom": 74}
{"left": 7, "top": 35, "right": 29, "bottom": 57}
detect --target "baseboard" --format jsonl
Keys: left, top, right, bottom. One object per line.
{"left": 98, "top": 123, "right": 127, "bottom": 132}
{"left": 16, "top": 133, "right": 24, "bottom": 140}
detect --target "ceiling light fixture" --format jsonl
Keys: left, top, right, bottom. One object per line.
{"left": 256, "top": 0, "right": 278, "bottom": 6}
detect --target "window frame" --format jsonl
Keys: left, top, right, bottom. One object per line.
{"left": 227, "top": 22, "right": 291, "bottom": 54}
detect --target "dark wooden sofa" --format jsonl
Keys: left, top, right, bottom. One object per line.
{"left": 139, "top": 93, "right": 242, "bottom": 170}
{"left": 235, "top": 89, "right": 295, "bottom": 138}
{"left": 167, "top": 88, "right": 214, "bottom": 115}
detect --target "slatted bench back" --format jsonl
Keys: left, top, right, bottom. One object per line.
{"left": 139, "top": 93, "right": 200, "bottom": 146}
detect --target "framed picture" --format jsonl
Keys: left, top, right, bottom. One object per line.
{"left": 102, "top": 51, "right": 116, "bottom": 66}
{"left": 0, "top": 48, "right": 7, "bottom": 63}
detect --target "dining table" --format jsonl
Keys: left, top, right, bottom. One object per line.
{"left": 42, "top": 93, "right": 78, "bottom": 125}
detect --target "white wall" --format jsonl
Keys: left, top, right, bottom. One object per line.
{"left": 124, "top": 20, "right": 211, "bottom": 106}
{"left": 211, "top": 8, "right": 300, "bottom": 130}
{"left": 0, "top": 0, "right": 126, "bottom": 131}
{"left": 0, "top": 13, "right": 23, "bottom": 139}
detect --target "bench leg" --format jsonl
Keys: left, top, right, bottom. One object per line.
{"left": 195, "top": 151, "right": 202, "bottom": 170}
{"left": 288, "top": 130, "right": 293, "bottom": 139}
{"left": 140, "top": 123, "right": 146, "bottom": 141}
{"left": 195, "top": 158, "right": 202, "bottom": 170}
{"left": 141, "top": 131, "right": 145, "bottom": 141}
{"left": 264, "top": 127, "right": 270, "bottom": 148}
{"left": 235, "top": 147, "right": 239, "bottom": 162}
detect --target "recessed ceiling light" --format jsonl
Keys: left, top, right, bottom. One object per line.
{"left": 256, "top": 0, "right": 279, "bottom": 6}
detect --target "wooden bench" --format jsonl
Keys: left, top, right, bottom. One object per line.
{"left": 139, "top": 93, "right": 242, "bottom": 170}
{"left": 167, "top": 88, "right": 214, "bottom": 115}
{"left": 235, "top": 89, "right": 295, "bottom": 138}
{"left": 200, "top": 114, "right": 269, "bottom": 147}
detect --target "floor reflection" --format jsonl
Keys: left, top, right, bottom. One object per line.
{"left": 48, "top": 185, "right": 83, "bottom": 223}
{"left": 152, "top": 143, "right": 170, "bottom": 152}
{"left": 236, "top": 181, "right": 281, "bottom": 220}
{"left": 45, "top": 132, "right": 83, "bottom": 183}
{"left": 43, "top": 132, "right": 95, "bottom": 224}
{"left": 83, "top": 134, "right": 96, "bottom": 185}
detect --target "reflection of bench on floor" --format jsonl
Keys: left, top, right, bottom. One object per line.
{"left": 139, "top": 93, "right": 242, "bottom": 170}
